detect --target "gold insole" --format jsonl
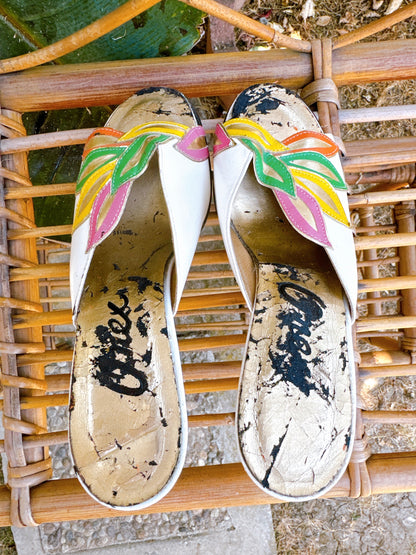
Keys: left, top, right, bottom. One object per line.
{"left": 232, "top": 170, "right": 353, "bottom": 498}
{"left": 70, "top": 158, "right": 182, "bottom": 507}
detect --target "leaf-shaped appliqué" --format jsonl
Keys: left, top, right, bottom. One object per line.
{"left": 240, "top": 138, "right": 296, "bottom": 197}
{"left": 219, "top": 118, "right": 350, "bottom": 247}
{"left": 274, "top": 186, "right": 331, "bottom": 247}
{"left": 86, "top": 180, "right": 132, "bottom": 252}
{"left": 280, "top": 151, "right": 347, "bottom": 190}
{"left": 73, "top": 121, "right": 208, "bottom": 251}
{"left": 281, "top": 130, "right": 339, "bottom": 157}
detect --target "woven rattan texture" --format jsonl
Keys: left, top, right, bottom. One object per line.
{"left": 1, "top": 43, "right": 416, "bottom": 526}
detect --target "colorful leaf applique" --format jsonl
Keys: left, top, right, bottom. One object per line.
{"left": 73, "top": 121, "right": 208, "bottom": 252}
{"left": 218, "top": 117, "right": 350, "bottom": 247}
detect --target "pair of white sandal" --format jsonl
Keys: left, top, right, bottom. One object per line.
{"left": 69, "top": 84, "right": 357, "bottom": 510}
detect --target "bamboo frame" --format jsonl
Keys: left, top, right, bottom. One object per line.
{"left": 0, "top": 1, "right": 416, "bottom": 530}
{"left": 2, "top": 39, "right": 416, "bottom": 112}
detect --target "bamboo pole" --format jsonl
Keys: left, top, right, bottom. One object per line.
{"left": 188, "top": 412, "right": 235, "bottom": 427}
{"left": 0, "top": 431, "right": 69, "bottom": 453}
{"left": 360, "top": 350, "right": 411, "bottom": 366}
{"left": 350, "top": 189, "right": 416, "bottom": 208}
{"left": 356, "top": 225, "right": 396, "bottom": 233}
{"left": 333, "top": 2, "right": 416, "bottom": 50}
{"left": 339, "top": 104, "right": 416, "bottom": 124}
{"left": 368, "top": 452, "right": 416, "bottom": 495}
{"left": 8, "top": 226, "right": 73, "bottom": 240}
{"left": 355, "top": 233, "right": 416, "bottom": 250}
{"left": 357, "top": 257, "right": 400, "bottom": 268}
{"left": 362, "top": 411, "right": 416, "bottom": 425}
{"left": 12, "top": 310, "right": 72, "bottom": 330}
{"left": 9, "top": 263, "right": 70, "bottom": 282}
{"left": 357, "top": 316, "right": 416, "bottom": 332}
{"left": 360, "top": 364, "right": 416, "bottom": 379}
{"left": 1, "top": 39, "right": 416, "bottom": 112}
{"left": 357, "top": 295, "right": 401, "bottom": 307}
{"left": 0, "top": 130, "right": 92, "bottom": 155}
{"left": 5, "top": 183, "right": 76, "bottom": 200}
{"left": 0, "top": 118, "right": 218, "bottom": 155}
{"left": 359, "top": 276, "right": 416, "bottom": 293}
{"left": 0, "top": 453, "right": 415, "bottom": 525}
{"left": 182, "top": 0, "right": 310, "bottom": 52}
{"left": 343, "top": 151, "right": 416, "bottom": 172}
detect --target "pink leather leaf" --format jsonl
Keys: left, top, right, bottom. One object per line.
{"left": 87, "top": 180, "right": 132, "bottom": 252}
{"left": 274, "top": 186, "right": 332, "bottom": 248}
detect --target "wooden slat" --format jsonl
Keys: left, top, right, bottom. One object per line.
{"left": 192, "top": 250, "right": 229, "bottom": 266}
{"left": 360, "top": 350, "right": 411, "bottom": 367}
{"left": 357, "top": 316, "right": 416, "bottom": 333}
{"left": 355, "top": 233, "right": 416, "bottom": 250}
{"left": 359, "top": 276, "right": 416, "bottom": 293}
{"left": 8, "top": 225, "right": 73, "bottom": 240}
{"left": 188, "top": 412, "right": 235, "bottom": 427}
{"left": 5, "top": 183, "right": 76, "bottom": 200}
{"left": 179, "top": 333, "right": 246, "bottom": 352}
{"left": 185, "top": 378, "right": 238, "bottom": 394}
{"left": 9, "top": 263, "right": 70, "bottom": 282}
{"left": 362, "top": 410, "right": 416, "bottom": 424}
{"left": 178, "top": 291, "right": 244, "bottom": 310}
{"left": 360, "top": 364, "right": 416, "bottom": 379}
{"left": 349, "top": 189, "right": 416, "bottom": 208}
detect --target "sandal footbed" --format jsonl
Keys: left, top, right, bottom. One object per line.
{"left": 230, "top": 84, "right": 354, "bottom": 499}
{"left": 70, "top": 88, "right": 195, "bottom": 508}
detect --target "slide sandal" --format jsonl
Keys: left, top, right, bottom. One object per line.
{"left": 214, "top": 84, "right": 357, "bottom": 501}
{"left": 69, "top": 87, "right": 211, "bottom": 509}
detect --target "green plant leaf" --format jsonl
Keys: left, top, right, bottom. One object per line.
{"left": 1, "top": 0, "right": 205, "bottom": 241}
{"left": 24, "top": 107, "right": 110, "bottom": 240}
{"left": 0, "top": 0, "right": 205, "bottom": 61}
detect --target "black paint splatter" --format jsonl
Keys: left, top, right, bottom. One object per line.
{"left": 264, "top": 282, "right": 330, "bottom": 400}
{"left": 92, "top": 289, "right": 149, "bottom": 396}
{"left": 261, "top": 425, "right": 289, "bottom": 489}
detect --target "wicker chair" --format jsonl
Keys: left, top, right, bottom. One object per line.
{"left": 0, "top": 0, "right": 416, "bottom": 527}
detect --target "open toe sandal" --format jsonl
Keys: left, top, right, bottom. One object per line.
{"left": 69, "top": 87, "right": 211, "bottom": 509}
{"left": 213, "top": 83, "right": 357, "bottom": 501}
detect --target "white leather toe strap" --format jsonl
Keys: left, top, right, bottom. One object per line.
{"left": 214, "top": 122, "right": 357, "bottom": 321}
{"left": 71, "top": 124, "right": 210, "bottom": 318}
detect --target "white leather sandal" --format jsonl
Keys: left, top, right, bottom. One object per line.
{"left": 69, "top": 87, "right": 211, "bottom": 509}
{"left": 213, "top": 84, "right": 357, "bottom": 501}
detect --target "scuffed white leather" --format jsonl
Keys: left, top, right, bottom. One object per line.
{"left": 70, "top": 139, "right": 211, "bottom": 319}
{"left": 70, "top": 216, "right": 94, "bottom": 319}
{"left": 158, "top": 142, "right": 211, "bottom": 313}
{"left": 214, "top": 142, "right": 253, "bottom": 309}
{"left": 214, "top": 136, "right": 358, "bottom": 321}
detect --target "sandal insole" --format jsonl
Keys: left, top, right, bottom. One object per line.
{"left": 70, "top": 157, "right": 183, "bottom": 507}
{"left": 232, "top": 168, "right": 353, "bottom": 498}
